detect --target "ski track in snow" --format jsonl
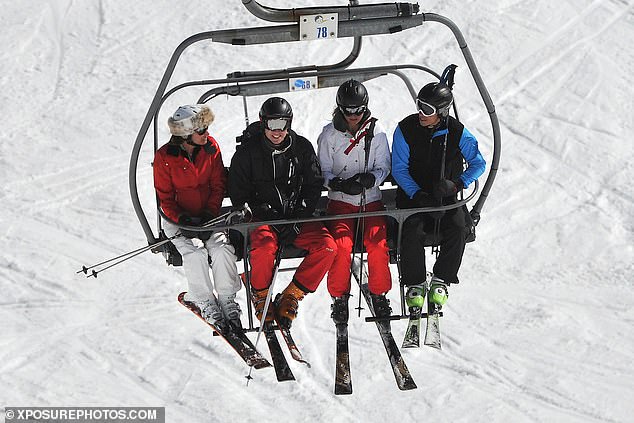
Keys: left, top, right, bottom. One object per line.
{"left": 1, "top": 0, "right": 633, "bottom": 422}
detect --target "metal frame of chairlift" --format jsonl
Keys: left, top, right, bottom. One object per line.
{"left": 128, "top": 0, "right": 501, "bottom": 329}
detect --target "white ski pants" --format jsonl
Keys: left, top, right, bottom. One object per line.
{"left": 163, "top": 220, "right": 241, "bottom": 302}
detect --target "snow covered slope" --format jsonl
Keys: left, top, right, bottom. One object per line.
{"left": 1, "top": 1, "right": 632, "bottom": 422}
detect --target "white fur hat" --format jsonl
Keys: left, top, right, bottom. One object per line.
{"left": 167, "top": 104, "right": 215, "bottom": 137}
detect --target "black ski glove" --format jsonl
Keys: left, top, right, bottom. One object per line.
{"left": 199, "top": 209, "right": 217, "bottom": 224}
{"left": 328, "top": 177, "right": 363, "bottom": 195}
{"left": 178, "top": 214, "right": 196, "bottom": 239}
{"left": 353, "top": 172, "right": 376, "bottom": 189}
{"left": 294, "top": 206, "right": 314, "bottom": 219}
{"left": 434, "top": 179, "right": 461, "bottom": 199}
{"left": 413, "top": 191, "right": 434, "bottom": 207}
{"left": 253, "top": 203, "right": 281, "bottom": 221}
{"left": 273, "top": 223, "right": 300, "bottom": 246}
{"left": 413, "top": 190, "right": 445, "bottom": 220}
{"left": 178, "top": 214, "right": 211, "bottom": 240}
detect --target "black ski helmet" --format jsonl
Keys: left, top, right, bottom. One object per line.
{"left": 259, "top": 97, "right": 293, "bottom": 121}
{"left": 336, "top": 79, "right": 369, "bottom": 108}
{"left": 417, "top": 82, "right": 453, "bottom": 117}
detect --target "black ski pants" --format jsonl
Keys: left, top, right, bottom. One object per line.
{"left": 400, "top": 208, "right": 466, "bottom": 286}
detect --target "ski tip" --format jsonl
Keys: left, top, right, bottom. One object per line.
{"left": 401, "top": 343, "right": 420, "bottom": 349}
{"left": 254, "top": 362, "right": 273, "bottom": 370}
{"left": 423, "top": 341, "right": 442, "bottom": 350}
{"left": 398, "top": 382, "right": 418, "bottom": 391}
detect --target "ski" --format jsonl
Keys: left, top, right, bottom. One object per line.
{"left": 275, "top": 320, "right": 311, "bottom": 367}
{"left": 402, "top": 306, "right": 422, "bottom": 348}
{"left": 263, "top": 322, "right": 296, "bottom": 382}
{"left": 351, "top": 258, "right": 417, "bottom": 391}
{"left": 424, "top": 300, "right": 442, "bottom": 349}
{"left": 237, "top": 272, "right": 295, "bottom": 381}
{"left": 360, "top": 284, "right": 417, "bottom": 390}
{"left": 178, "top": 292, "right": 271, "bottom": 369}
{"left": 334, "top": 323, "right": 352, "bottom": 395}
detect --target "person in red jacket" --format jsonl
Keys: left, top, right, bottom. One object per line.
{"left": 154, "top": 104, "right": 242, "bottom": 331}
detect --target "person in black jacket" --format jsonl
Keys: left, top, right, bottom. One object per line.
{"left": 229, "top": 97, "right": 336, "bottom": 328}
{"left": 392, "top": 82, "right": 486, "bottom": 310}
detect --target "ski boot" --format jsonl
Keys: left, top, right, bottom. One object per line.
{"left": 218, "top": 293, "right": 242, "bottom": 330}
{"left": 274, "top": 279, "right": 307, "bottom": 329}
{"left": 405, "top": 284, "right": 427, "bottom": 309}
{"left": 331, "top": 294, "right": 349, "bottom": 325}
{"left": 251, "top": 288, "right": 275, "bottom": 323}
{"left": 186, "top": 295, "right": 226, "bottom": 331}
{"left": 370, "top": 293, "right": 392, "bottom": 318}
{"left": 429, "top": 276, "right": 448, "bottom": 307}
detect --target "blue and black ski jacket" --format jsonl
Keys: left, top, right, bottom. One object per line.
{"left": 392, "top": 114, "right": 486, "bottom": 208}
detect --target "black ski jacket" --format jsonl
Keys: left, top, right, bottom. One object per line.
{"left": 228, "top": 122, "right": 324, "bottom": 219}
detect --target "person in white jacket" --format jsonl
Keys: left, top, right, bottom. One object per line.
{"left": 317, "top": 79, "right": 393, "bottom": 323}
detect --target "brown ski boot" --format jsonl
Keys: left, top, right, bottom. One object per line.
{"left": 274, "top": 279, "right": 307, "bottom": 328}
{"left": 251, "top": 288, "right": 275, "bottom": 323}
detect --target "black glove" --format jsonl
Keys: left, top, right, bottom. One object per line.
{"left": 178, "top": 214, "right": 211, "bottom": 241}
{"left": 354, "top": 172, "right": 376, "bottom": 189}
{"left": 329, "top": 177, "right": 363, "bottom": 195}
{"left": 273, "top": 223, "right": 300, "bottom": 245}
{"left": 178, "top": 214, "right": 198, "bottom": 239}
{"left": 413, "top": 190, "right": 445, "bottom": 220}
{"left": 199, "top": 209, "right": 217, "bottom": 224}
{"left": 413, "top": 191, "right": 434, "bottom": 207}
{"left": 253, "top": 203, "right": 281, "bottom": 221}
{"left": 294, "top": 206, "right": 314, "bottom": 219}
{"left": 433, "top": 179, "right": 460, "bottom": 199}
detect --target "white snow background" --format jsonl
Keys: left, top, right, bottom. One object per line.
{"left": 1, "top": 0, "right": 633, "bottom": 422}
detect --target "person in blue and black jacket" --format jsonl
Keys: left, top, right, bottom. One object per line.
{"left": 392, "top": 82, "right": 486, "bottom": 310}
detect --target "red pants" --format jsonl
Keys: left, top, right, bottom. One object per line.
{"left": 249, "top": 221, "right": 336, "bottom": 292}
{"left": 326, "top": 200, "right": 392, "bottom": 297}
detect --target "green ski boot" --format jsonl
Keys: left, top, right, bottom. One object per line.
{"left": 429, "top": 277, "right": 448, "bottom": 306}
{"left": 405, "top": 284, "right": 427, "bottom": 309}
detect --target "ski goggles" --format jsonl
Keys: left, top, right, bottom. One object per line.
{"left": 194, "top": 126, "right": 208, "bottom": 135}
{"left": 264, "top": 118, "right": 291, "bottom": 131}
{"left": 339, "top": 105, "right": 367, "bottom": 116}
{"left": 417, "top": 99, "right": 452, "bottom": 117}
{"left": 416, "top": 99, "right": 439, "bottom": 117}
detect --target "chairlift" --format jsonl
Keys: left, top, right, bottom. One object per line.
{"left": 129, "top": 0, "right": 500, "bottom": 328}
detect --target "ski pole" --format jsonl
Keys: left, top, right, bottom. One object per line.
{"left": 82, "top": 205, "right": 253, "bottom": 278}
{"left": 246, "top": 245, "right": 284, "bottom": 385}
{"left": 355, "top": 187, "right": 368, "bottom": 316}
{"left": 355, "top": 118, "right": 374, "bottom": 316}
{"left": 253, "top": 245, "right": 284, "bottom": 349}
{"left": 77, "top": 234, "right": 180, "bottom": 278}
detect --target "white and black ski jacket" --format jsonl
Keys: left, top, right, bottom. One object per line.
{"left": 317, "top": 115, "right": 391, "bottom": 206}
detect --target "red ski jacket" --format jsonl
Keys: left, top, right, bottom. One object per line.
{"left": 153, "top": 136, "right": 226, "bottom": 222}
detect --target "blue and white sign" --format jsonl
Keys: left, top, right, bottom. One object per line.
{"left": 289, "top": 76, "right": 319, "bottom": 91}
